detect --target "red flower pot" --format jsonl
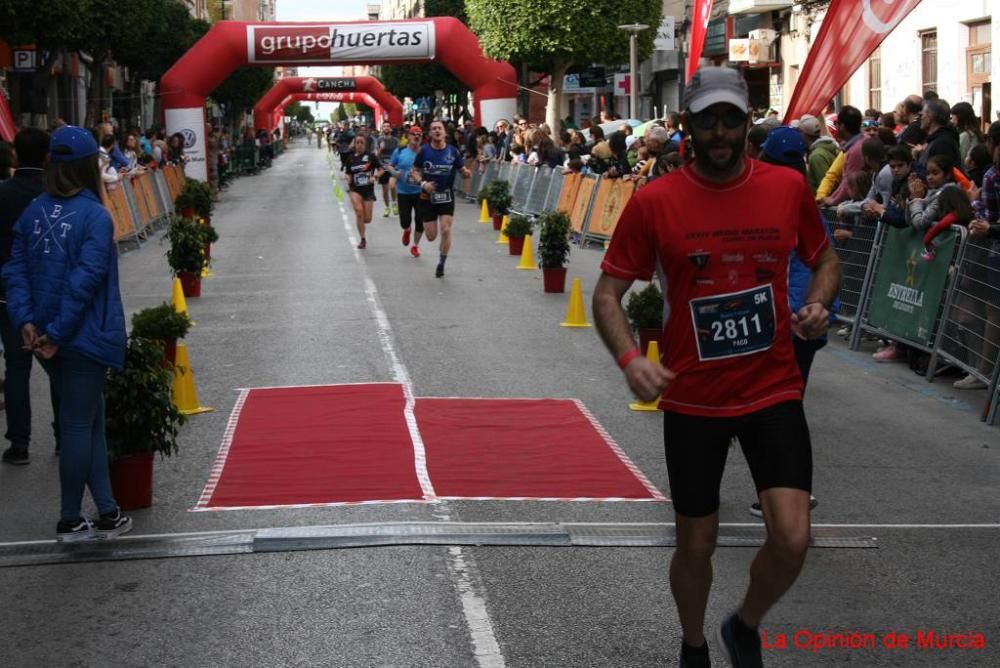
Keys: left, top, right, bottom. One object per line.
{"left": 178, "top": 271, "right": 201, "bottom": 297}
{"left": 542, "top": 267, "right": 567, "bottom": 293}
{"left": 203, "top": 242, "right": 212, "bottom": 261}
{"left": 492, "top": 214, "right": 504, "bottom": 231}
{"left": 508, "top": 235, "right": 525, "bottom": 255}
{"left": 110, "top": 452, "right": 154, "bottom": 511}
{"left": 180, "top": 207, "right": 195, "bottom": 219}
{"left": 161, "top": 338, "right": 177, "bottom": 369}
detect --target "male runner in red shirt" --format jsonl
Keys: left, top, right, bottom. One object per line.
{"left": 593, "top": 66, "right": 840, "bottom": 668}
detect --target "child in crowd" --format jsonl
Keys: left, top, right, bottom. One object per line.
{"left": 861, "top": 145, "right": 912, "bottom": 223}
{"left": 966, "top": 143, "right": 991, "bottom": 188}
{"left": 907, "top": 154, "right": 970, "bottom": 233}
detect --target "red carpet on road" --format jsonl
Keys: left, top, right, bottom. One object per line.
{"left": 197, "top": 383, "right": 423, "bottom": 509}
{"left": 195, "top": 384, "right": 664, "bottom": 510}
{"left": 415, "top": 397, "right": 662, "bottom": 500}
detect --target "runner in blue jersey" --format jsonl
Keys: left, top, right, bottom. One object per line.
{"left": 413, "top": 120, "right": 471, "bottom": 277}
{"left": 388, "top": 125, "right": 425, "bottom": 257}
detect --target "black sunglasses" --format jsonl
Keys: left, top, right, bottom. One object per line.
{"left": 689, "top": 108, "right": 748, "bottom": 130}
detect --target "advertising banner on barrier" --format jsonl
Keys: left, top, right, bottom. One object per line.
{"left": 867, "top": 226, "right": 955, "bottom": 345}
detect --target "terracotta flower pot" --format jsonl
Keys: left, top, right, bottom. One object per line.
{"left": 542, "top": 267, "right": 567, "bottom": 293}
{"left": 178, "top": 271, "right": 201, "bottom": 297}
{"left": 508, "top": 235, "right": 525, "bottom": 255}
{"left": 161, "top": 338, "right": 177, "bottom": 369}
{"left": 110, "top": 452, "right": 154, "bottom": 511}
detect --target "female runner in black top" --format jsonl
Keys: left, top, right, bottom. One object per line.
{"left": 345, "top": 135, "right": 381, "bottom": 249}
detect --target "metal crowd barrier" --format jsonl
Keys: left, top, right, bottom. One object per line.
{"left": 523, "top": 166, "right": 552, "bottom": 216}
{"left": 927, "top": 236, "right": 1000, "bottom": 393}
{"left": 821, "top": 208, "right": 882, "bottom": 330}
{"left": 544, "top": 170, "right": 564, "bottom": 212}
{"left": 510, "top": 163, "right": 535, "bottom": 213}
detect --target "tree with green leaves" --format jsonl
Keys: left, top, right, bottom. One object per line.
{"left": 466, "top": 0, "right": 662, "bottom": 129}
{"left": 0, "top": 0, "right": 208, "bottom": 126}
{"left": 285, "top": 101, "right": 314, "bottom": 124}
{"left": 209, "top": 67, "right": 275, "bottom": 129}
{"left": 378, "top": 0, "right": 468, "bottom": 107}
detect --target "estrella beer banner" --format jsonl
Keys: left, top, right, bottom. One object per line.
{"left": 686, "top": 0, "right": 714, "bottom": 81}
{"left": 247, "top": 23, "right": 435, "bottom": 63}
{"left": 867, "top": 226, "right": 955, "bottom": 346}
{"left": 784, "top": 0, "right": 923, "bottom": 122}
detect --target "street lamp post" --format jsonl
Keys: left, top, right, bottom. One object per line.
{"left": 618, "top": 23, "right": 649, "bottom": 120}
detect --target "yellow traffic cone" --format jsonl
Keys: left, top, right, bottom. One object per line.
{"left": 560, "top": 277, "right": 592, "bottom": 328}
{"left": 629, "top": 340, "right": 663, "bottom": 412}
{"left": 172, "top": 343, "right": 214, "bottom": 416}
{"left": 479, "top": 199, "right": 490, "bottom": 223}
{"left": 517, "top": 234, "right": 536, "bottom": 270}
{"left": 170, "top": 277, "right": 193, "bottom": 323}
{"left": 496, "top": 215, "right": 509, "bottom": 244}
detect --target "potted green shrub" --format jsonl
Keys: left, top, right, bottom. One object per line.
{"left": 175, "top": 177, "right": 213, "bottom": 221}
{"left": 105, "top": 337, "right": 187, "bottom": 510}
{"left": 485, "top": 180, "right": 512, "bottom": 230}
{"left": 166, "top": 216, "right": 207, "bottom": 297}
{"left": 626, "top": 282, "right": 664, "bottom": 354}
{"left": 505, "top": 214, "right": 533, "bottom": 256}
{"left": 537, "top": 210, "right": 572, "bottom": 293}
{"left": 130, "top": 303, "right": 193, "bottom": 367}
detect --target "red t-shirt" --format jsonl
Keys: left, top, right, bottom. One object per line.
{"left": 601, "top": 159, "right": 829, "bottom": 417}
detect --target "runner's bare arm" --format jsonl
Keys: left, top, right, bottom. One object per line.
{"left": 797, "top": 246, "right": 841, "bottom": 340}
{"left": 593, "top": 273, "right": 674, "bottom": 401}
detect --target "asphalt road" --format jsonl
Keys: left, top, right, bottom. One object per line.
{"left": 0, "top": 141, "right": 997, "bottom": 667}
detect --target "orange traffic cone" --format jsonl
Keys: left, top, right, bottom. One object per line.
{"left": 172, "top": 343, "right": 214, "bottom": 416}
{"left": 517, "top": 234, "right": 536, "bottom": 270}
{"left": 560, "top": 278, "right": 592, "bottom": 328}
{"left": 629, "top": 340, "right": 663, "bottom": 412}
{"left": 479, "top": 199, "right": 490, "bottom": 223}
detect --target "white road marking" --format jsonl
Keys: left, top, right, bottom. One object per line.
{"left": 331, "top": 168, "right": 505, "bottom": 668}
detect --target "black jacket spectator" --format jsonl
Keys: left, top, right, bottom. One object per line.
{"left": 916, "top": 126, "right": 962, "bottom": 178}
{"left": 0, "top": 169, "right": 45, "bottom": 297}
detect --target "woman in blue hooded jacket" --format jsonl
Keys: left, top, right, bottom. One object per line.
{"left": 2, "top": 126, "right": 130, "bottom": 542}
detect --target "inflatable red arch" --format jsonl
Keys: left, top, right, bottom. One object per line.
{"left": 269, "top": 92, "right": 392, "bottom": 133}
{"left": 254, "top": 76, "right": 404, "bottom": 131}
{"left": 160, "top": 18, "right": 517, "bottom": 180}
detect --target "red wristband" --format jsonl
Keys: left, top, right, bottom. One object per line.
{"left": 617, "top": 348, "right": 642, "bottom": 370}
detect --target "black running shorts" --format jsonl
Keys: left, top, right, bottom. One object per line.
{"left": 419, "top": 192, "right": 456, "bottom": 222}
{"left": 378, "top": 170, "right": 392, "bottom": 185}
{"left": 350, "top": 185, "right": 376, "bottom": 202}
{"left": 663, "top": 400, "right": 812, "bottom": 518}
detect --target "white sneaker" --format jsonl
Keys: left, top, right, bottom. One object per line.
{"left": 953, "top": 373, "right": 987, "bottom": 390}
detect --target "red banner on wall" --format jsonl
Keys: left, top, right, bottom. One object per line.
{"left": 783, "top": 0, "right": 923, "bottom": 123}
{"left": 686, "top": 0, "right": 714, "bottom": 81}
{"left": 0, "top": 92, "right": 15, "bottom": 142}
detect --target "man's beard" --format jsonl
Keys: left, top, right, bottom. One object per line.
{"left": 690, "top": 132, "right": 745, "bottom": 176}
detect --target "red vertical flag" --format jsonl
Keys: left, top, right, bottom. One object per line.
{"left": 686, "top": 0, "right": 715, "bottom": 81}
{"left": 0, "top": 92, "right": 16, "bottom": 142}
{"left": 783, "top": 0, "right": 923, "bottom": 122}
